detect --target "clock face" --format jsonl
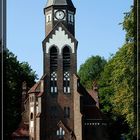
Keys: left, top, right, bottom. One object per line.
{"left": 55, "top": 10, "right": 65, "bottom": 20}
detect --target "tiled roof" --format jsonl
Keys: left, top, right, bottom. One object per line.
{"left": 36, "top": 91, "right": 44, "bottom": 97}
{"left": 28, "top": 74, "right": 47, "bottom": 97}
{"left": 12, "top": 122, "right": 29, "bottom": 137}
{"left": 88, "top": 90, "right": 98, "bottom": 102}
{"left": 28, "top": 81, "right": 40, "bottom": 94}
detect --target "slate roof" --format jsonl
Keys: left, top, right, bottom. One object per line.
{"left": 45, "top": 0, "right": 75, "bottom": 8}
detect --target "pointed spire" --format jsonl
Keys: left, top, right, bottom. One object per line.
{"left": 45, "top": 0, "right": 75, "bottom": 9}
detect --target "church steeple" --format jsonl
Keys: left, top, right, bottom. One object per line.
{"left": 41, "top": 0, "right": 79, "bottom": 139}
{"left": 44, "top": 0, "right": 76, "bottom": 36}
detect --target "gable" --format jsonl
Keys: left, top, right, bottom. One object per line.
{"left": 46, "top": 26, "right": 75, "bottom": 54}
{"left": 43, "top": 22, "right": 78, "bottom": 54}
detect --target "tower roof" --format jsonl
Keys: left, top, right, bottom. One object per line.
{"left": 45, "top": 0, "right": 75, "bottom": 8}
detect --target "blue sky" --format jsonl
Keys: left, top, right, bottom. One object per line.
{"left": 7, "top": 0, "right": 133, "bottom": 78}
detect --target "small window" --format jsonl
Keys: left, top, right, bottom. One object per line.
{"left": 48, "top": 15, "right": 50, "bottom": 22}
{"left": 70, "top": 15, "right": 72, "bottom": 22}
{"left": 32, "top": 96, "right": 34, "bottom": 102}
{"left": 64, "top": 107, "right": 70, "bottom": 118}
{"left": 30, "top": 97, "right": 32, "bottom": 102}
{"left": 69, "top": 14, "right": 73, "bottom": 23}
{"left": 46, "top": 14, "right": 51, "bottom": 23}
{"left": 63, "top": 46, "right": 70, "bottom": 70}
{"left": 36, "top": 105, "right": 39, "bottom": 114}
{"left": 30, "top": 113, "right": 33, "bottom": 120}
{"left": 63, "top": 71, "right": 70, "bottom": 94}
{"left": 50, "top": 72, "right": 57, "bottom": 94}
{"left": 30, "top": 96, "right": 34, "bottom": 102}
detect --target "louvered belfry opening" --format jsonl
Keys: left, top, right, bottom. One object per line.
{"left": 63, "top": 46, "right": 70, "bottom": 94}
{"left": 50, "top": 46, "right": 58, "bottom": 94}
{"left": 50, "top": 46, "right": 58, "bottom": 69}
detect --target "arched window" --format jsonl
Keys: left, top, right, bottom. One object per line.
{"left": 50, "top": 46, "right": 58, "bottom": 69}
{"left": 30, "top": 113, "right": 33, "bottom": 120}
{"left": 50, "top": 46, "right": 58, "bottom": 94}
{"left": 63, "top": 46, "right": 70, "bottom": 94}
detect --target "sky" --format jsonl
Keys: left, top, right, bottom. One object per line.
{"left": 7, "top": 0, "right": 133, "bottom": 79}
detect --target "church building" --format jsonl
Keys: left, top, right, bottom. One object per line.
{"left": 12, "top": 0, "right": 108, "bottom": 140}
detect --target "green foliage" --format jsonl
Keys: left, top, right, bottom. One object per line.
{"left": 100, "top": 43, "right": 134, "bottom": 122}
{"left": 99, "top": 43, "right": 135, "bottom": 139}
{"left": 122, "top": 7, "right": 135, "bottom": 43}
{"left": 78, "top": 55, "right": 106, "bottom": 89}
{"left": 110, "top": 43, "right": 134, "bottom": 126}
{"left": 100, "top": 6, "right": 136, "bottom": 139}
{"left": 4, "top": 49, "right": 37, "bottom": 139}
{"left": 98, "top": 59, "right": 114, "bottom": 113}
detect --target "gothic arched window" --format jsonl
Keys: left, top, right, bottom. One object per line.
{"left": 50, "top": 46, "right": 58, "bottom": 94}
{"left": 63, "top": 46, "right": 70, "bottom": 94}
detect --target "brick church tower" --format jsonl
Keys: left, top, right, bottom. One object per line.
{"left": 40, "top": 0, "right": 80, "bottom": 139}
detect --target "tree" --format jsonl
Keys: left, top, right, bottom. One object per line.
{"left": 99, "top": 43, "right": 135, "bottom": 139}
{"left": 122, "top": 7, "right": 135, "bottom": 43}
{"left": 122, "top": 5, "right": 139, "bottom": 138}
{"left": 98, "top": 58, "right": 114, "bottom": 113}
{"left": 4, "top": 49, "right": 37, "bottom": 140}
{"left": 78, "top": 55, "right": 106, "bottom": 89}
{"left": 111, "top": 43, "right": 134, "bottom": 127}
{"left": 99, "top": 5, "right": 136, "bottom": 139}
